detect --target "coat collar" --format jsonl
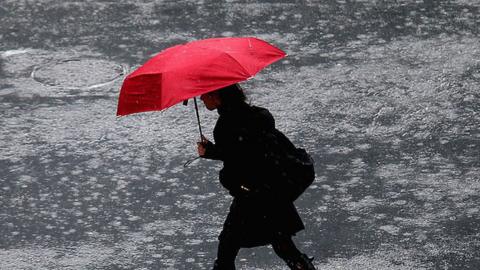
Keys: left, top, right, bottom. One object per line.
{"left": 217, "top": 102, "right": 250, "bottom": 116}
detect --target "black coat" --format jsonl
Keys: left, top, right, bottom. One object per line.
{"left": 203, "top": 102, "right": 304, "bottom": 247}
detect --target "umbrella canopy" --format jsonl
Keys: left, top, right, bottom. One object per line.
{"left": 116, "top": 37, "right": 286, "bottom": 116}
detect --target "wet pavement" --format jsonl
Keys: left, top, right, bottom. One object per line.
{"left": 1, "top": 0, "right": 480, "bottom": 269}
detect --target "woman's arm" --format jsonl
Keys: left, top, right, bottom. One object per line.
{"left": 199, "top": 139, "right": 223, "bottom": 160}
{"left": 198, "top": 134, "right": 225, "bottom": 160}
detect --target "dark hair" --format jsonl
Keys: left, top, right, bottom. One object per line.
{"left": 216, "top": 83, "right": 247, "bottom": 107}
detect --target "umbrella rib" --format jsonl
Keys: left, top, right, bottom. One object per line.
{"left": 221, "top": 52, "right": 254, "bottom": 78}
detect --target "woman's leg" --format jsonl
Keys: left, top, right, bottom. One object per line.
{"left": 212, "top": 233, "right": 241, "bottom": 270}
{"left": 271, "top": 234, "right": 316, "bottom": 270}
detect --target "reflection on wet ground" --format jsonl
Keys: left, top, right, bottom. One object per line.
{"left": 1, "top": 0, "right": 479, "bottom": 269}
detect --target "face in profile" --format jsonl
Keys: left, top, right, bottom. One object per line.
{"left": 200, "top": 91, "right": 221, "bottom": 111}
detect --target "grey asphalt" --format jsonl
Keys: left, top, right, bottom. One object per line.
{"left": 1, "top": 0, "right": 479, "bottom": 269}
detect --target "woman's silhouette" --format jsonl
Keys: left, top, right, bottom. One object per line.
{"left": 197, "top": 84, "right": 316, "bottom": 270}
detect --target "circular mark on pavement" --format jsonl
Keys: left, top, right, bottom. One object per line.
{"left": 32, "top": 58, "right": 125, "bottom": 89}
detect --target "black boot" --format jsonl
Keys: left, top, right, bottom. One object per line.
{"left": 286, "top": 253, "right": 316, "bottom": 270}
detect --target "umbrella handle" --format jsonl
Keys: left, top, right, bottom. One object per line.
{"left": 193, "top": 97, "right": 204, "bottom": 142}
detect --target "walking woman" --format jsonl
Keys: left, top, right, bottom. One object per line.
{"left": 197, "top": 83, "right": 316, "bottom": 270}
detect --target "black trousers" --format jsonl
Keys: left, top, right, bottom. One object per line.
{"left": 213, "top": 232, "right": 303, "bottom": 270}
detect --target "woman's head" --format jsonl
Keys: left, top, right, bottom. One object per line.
{"left": 200, "top": 83, "right": 247, "bottom": 111}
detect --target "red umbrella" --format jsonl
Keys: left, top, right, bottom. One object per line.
{"left": 116, "top": 37, "right": 286, "bottom": 137}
